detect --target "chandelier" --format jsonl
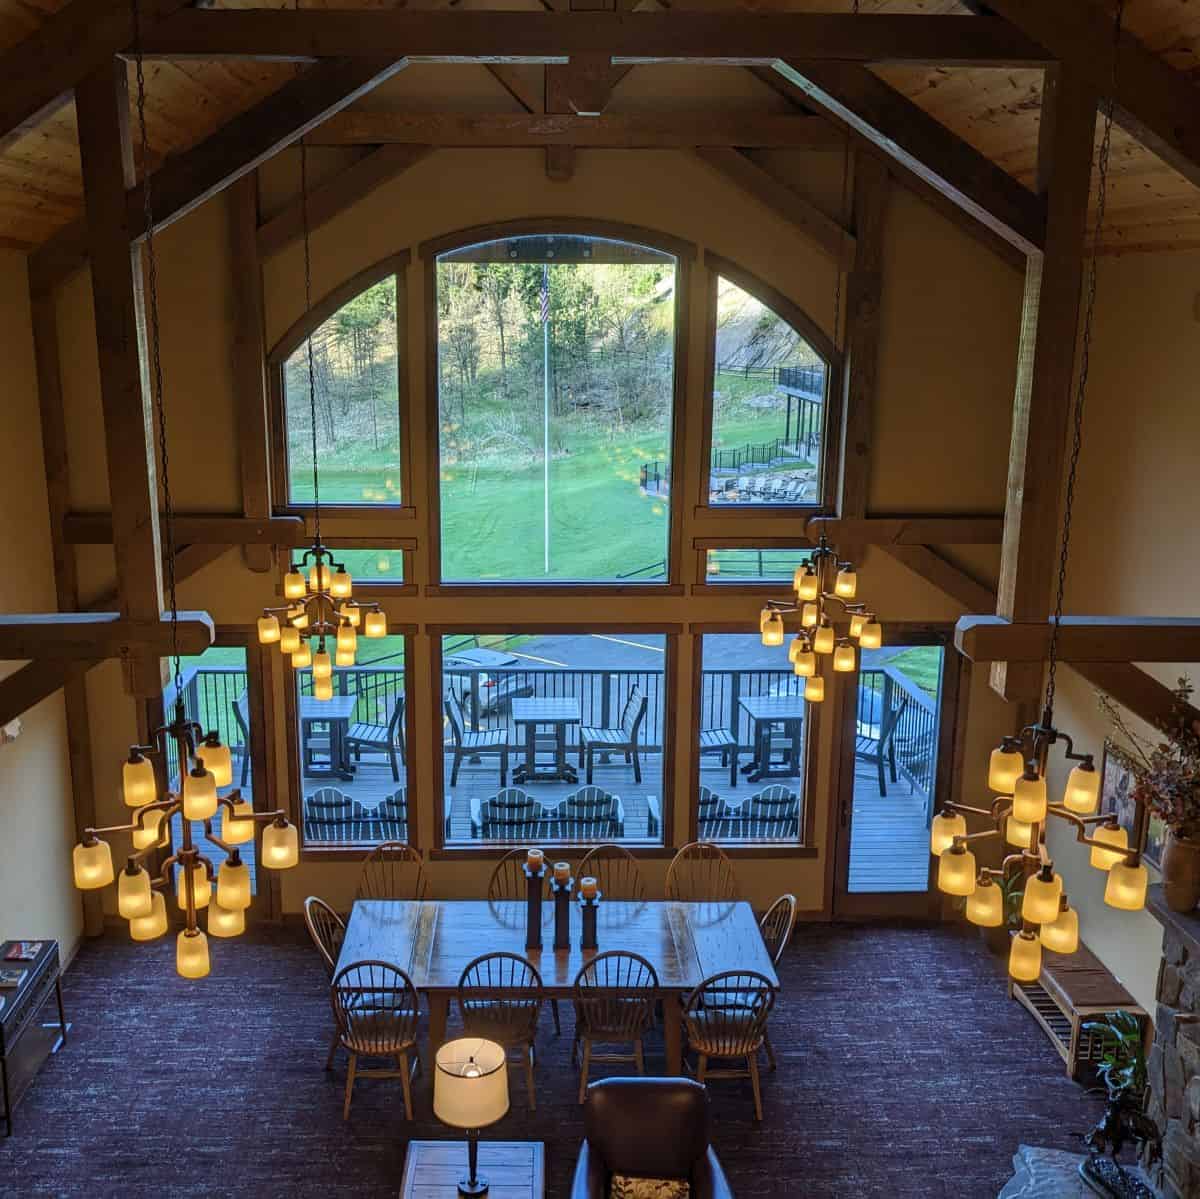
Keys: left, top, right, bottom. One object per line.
{"left": 256, "top": 65, "right": 385, "bottom": 688}
{"left": 932, "top": 0, "right": 1147, "bottom": 983}
{"left": 71, "top": 0, "right": 299, "bottom": 979}
{"left": 758, "top": 533, "right": 881, "bottom": 703}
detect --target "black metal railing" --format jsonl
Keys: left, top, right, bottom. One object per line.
{"left": 776, "top": 364, "right": 825, "bottom": 397}
{"left": 697, "top": 668, "right": 805, "bottom": 747}
{"left": 164, "top": 667, "right": 249, "bottom": 778}
{"left": 704, "top": 548, "right": 812, "bottom": 581}
{"left": 856, "top": 665, "right": 940, "bottom": 811}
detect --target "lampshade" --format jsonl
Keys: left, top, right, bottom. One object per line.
{"left": 835, "top": 568, "right": 857, "bottom": 598}
{"left": 364, "top": 611, "right": 387, "bottom": 639}
{"left": 289, "top": 607, "right": 309, "bottom": 630}
{"left": 73, "top": 839, "right": 114, "bottom": 890}
{"left": 1090, "top": 822, "right": 1129, "bottom": 870}
{"left": 262, "top": 821, "right": 298, "bottom": 869}
{"left": 833, "top": 642, "right": 856, "bottom": 673}
{"left": 787, "top": 636, "right": 806, "bottom": 664}
{"left": 176, "top": 930, "right": 210, "bottom": 979}
{"left": 1008, "top": 931, "right": 1041, "bottom": 982}
{"left": 130, "top": 891, "right": 168, "bottom": 941}
{"left": 803, "top": 675, "right": 825, "bottom": 703}
{"left": 283, "top": 571, "right": 306, "bottom": 599}
{"left": 335, "top": 649, "right": 355, "bottom": 667}
{"left": 859, "top": 621, "right": 882, "bottom": 650}
{"left": 761, "top": 612, "right": 784, "bottom": 647}
{"left": 1105, "top": 859, "right": 1148, "bottom": 911}
{"left": 308, "top": 562, "right": 331, "bottom": 592}
{"left": 197, "top": 738, "right": 232, "bottom": 788}
{"left": 1021, "top": 869, "right": 1063, "bottom": 924}
{"left": 132, "top": 807, "right": 168, "bottom": 850}
{"left": 337, "top": 623, "right": 357, "bottom": 655}
{"left": 330, "top": 570, "right": 352, "bottom": 598}
{"left": 208, "top": 904, "right": 245, "bottom": 938}
{"left": 280, "top": 625, "right": 301, "bottom": 654}
{"left": 759, "top": 607, "right": 772, "bottom": 632}
{"left": 801, "top": 602, "right": 818, "bottom": 629}
{"left": 340, "top": 602, "right": 361, "bottom": 628}
{"left": 792, "top": 650, "right": 816, "bottom": 678}
{"left": 433, "top": 1038, "right": 509, "bottom": 1130}
{"left": 848, "top": 613, "right": 867, "bottom": 639}
{"left": 1012, "top": 771, "right": 1048, "bottom": 823}
{"left": 291, "top": 643, "right": 312, "bottom": 669}
{"left": 123, "top": 753, "right": 157, "bottom": 807}
{"left": 117, "top": 865, "right": 153, "bottom": 919}
{"left": 1005, "top": 815, "right": 1034, "bottom": 849}
{"left": 176, "top": 862, "right": 211, "bottom": 910}
{"left": 794, "top": 567, "right": 819, "bottom": 601}
{"left": 937, "top": 845, "right": 976, "bottom": 896}
{"left": 182, "top": 766, "right": 218, "bottom": 821}
{"left": 222, "top": 799, "right": 256, "bottom": 845}
{"left": 1041, "top": 904, "right": 1079, "bottom": 954}
{"left": 257, "top": 615, "right": 281, "bottom": 645}
{"left": 988, "top": 746, "right": 1024, "bottom": 794}
{"left": 813, "top": 624, "right": 835, "bottom": 655}
{"left": 930, "top": 810, "right": 966, "bottom": 856}
{"left": 217, "top": 859, "right": 252, "bottom": 911}
{"left": 314, "top": 676, "right": 333, "bottom": 701}
{"left": 966, "top": 879, "right": 1003, "bottom": 927}
{"left": 312, "top": 651, "right": 332, "bottom": 681}
{"left": 1063, "top": 763, "right": 1100, "bottom": 814}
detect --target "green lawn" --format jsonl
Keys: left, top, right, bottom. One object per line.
{"left": 885, "top": 646, "right": 943, "bottom": 699}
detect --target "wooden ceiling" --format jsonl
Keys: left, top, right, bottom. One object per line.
{"left": 0, "top": 0, "right": 1198, "bottom": 256}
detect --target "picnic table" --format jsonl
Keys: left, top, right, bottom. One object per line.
{"left": 737, "top": 693, "right": 806, "bottom": 781}
{"left": 510, "top": 697, "right": 581, "bottom": 784}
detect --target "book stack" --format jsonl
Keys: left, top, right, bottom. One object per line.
{"left": 4, "top": 941, "right": 43, "bottom": 963}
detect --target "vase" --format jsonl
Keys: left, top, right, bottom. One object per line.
{"left": 1161, "top": 831, "right": 1200, "bottom": 913}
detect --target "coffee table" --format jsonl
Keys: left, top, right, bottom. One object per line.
{"left": 400, "top": 1140, "right": 545, "bottom": 1198}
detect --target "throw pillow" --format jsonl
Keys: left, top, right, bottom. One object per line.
{"left": 610, "top": 1174, "right": 690, "bottom": 1199}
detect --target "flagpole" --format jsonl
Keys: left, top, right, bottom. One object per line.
{"left": 542, "top": 265, "right": 551, "bottom": 575}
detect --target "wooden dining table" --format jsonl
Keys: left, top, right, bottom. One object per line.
{"left": 335, "top": 899, "right": 779, "bottom": 1074}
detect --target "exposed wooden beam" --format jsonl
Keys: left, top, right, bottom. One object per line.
{"left": 304, "top": 111, "right": 844, "bottom": 149}
{"left": 993, "top": 65, "right": 1097, "bottom": 703}
{"left": 544, "top": 144, "right": 577, "bottom": 182}
{"left": 63, "top": 512, "right": 306, "bottom": 546}
{"left": 256, "top": 145, "right": 432, "bottom": 259}
{"left": 0, "top": 660, "right": 98, "bottom": 730}
{"left": 771, "top": 62, "right": 1045, "bottom": 258}
{"left": 957, "top": 616, "right": 1200, "bottom": 664}
{"left": 805, "top": 516, "right": 1004, "bottom": 545}
{"left": 139, "top": 11, "right": 1053, "bottom": 65}
{"left": 984, "top": 0, "right": 1200, "bottom": 191}
{"left": 694, "top": 147, "right": 853, "bottom": 266}
{"left": 487, "top": 64, "right": 544, "bottom": 115}
{"left": 546, "top": 50, "right": 630, "bottom": 117}
{"left": 29, "top": 57, "right": 409, "bottom": 295}
{"left": 83, "top": 543, "right": 234, "bottom": 615}
{"left": 883, "top": 546, "right": 997, "bottom": 613}
{"left": 0, "top": 612, "right": 215, "bottom": 660}
{"left": 1073, "top": 661, "right": 1200, "bottom": 735}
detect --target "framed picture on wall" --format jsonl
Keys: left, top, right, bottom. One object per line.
{"left": 1100, "top": 739, "right": 1165, "bottom": 872}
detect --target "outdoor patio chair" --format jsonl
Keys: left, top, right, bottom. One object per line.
{"left": 579, "top": 685, "right": 647, "bottom": 785}
{"left": 556, "top": 786, "right": 625, "bottom": 839}
{"left": 472, "top": 788, "right": 550, "bottom": 839}
{"left": 345, "top": 692, "right": 406, "bottom": 782}
{"left": 699, "top": 727, "right": 739, "bottom": 788}
{"left": 372, "top": 789, "right": 409, "bottom": 842}
{"left": 855, "top": 694, "right": 910, "bottom": 797}
{"left": 231, "top": 693, "right": 251, "bottom": 787}
{"left": 445, "top": 693, "right": 509, "bottom": 787}
{"left": 303, "top": 788, "right": 355, "bottom": 845}
{"left": 745, "top": 785, "right": 800, "bottom": 839}
{"left": 697, "top": 786, "right": 737, "bottom": 841}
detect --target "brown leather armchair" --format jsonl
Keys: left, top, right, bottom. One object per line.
{"left": 569, "top": 1077, "right": 734, "bottom": 1199}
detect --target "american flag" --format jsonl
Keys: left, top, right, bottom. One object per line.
{"left": 539, "top": 264, "right": 550, "bottom": 324}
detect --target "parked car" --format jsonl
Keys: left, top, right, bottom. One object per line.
{"left": 443, "top": 646, "right": 535, "bottom": 718}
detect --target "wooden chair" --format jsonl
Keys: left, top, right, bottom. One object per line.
{"left": 346, "top": 692, "right": 407, "bottom": 782}
{"left": 556, "top": 786, "right": 625, "bottom": 839}
{"left": 855, "top": 693, "right": 910, "bottom": 797}
{"left": 231, "top": 693, "right": 251, "bottom": 787}
{"left": 330, "top": 960, "right": 421, "bottom": 1121}
{"left": 682, "top": 970, "right": 775, "bottom": 1121}
{"left": 699, "top": 727, "right": 739, "bottom": 788}
{"left": 445, "top": 694, "right": 509, "bottom": 787}
{"left": 745, "top": 785, "right": 801, "bottom": 839}
{"left": 458, "top": 952, "right": 544, "bottom": 1108}
{"left": 757, "top": 893, "right": 796, "bottom": 1072}
{"left": 355, "top": 841, "right": 428, "bottom": 901}
{"left": 303, "top": 895, "right": 347, "bottom": 1070}
{"left": 665, "top": 842, "right": 739, "bottom": 902}
{"left": 579, "top": 685, "right": 648, "bottom": 785}
{"left": 572, "top": 951, "right": 659, "bottom": 1104}
{"left": 577, "top": 844, "right": 645, "bottom": 902}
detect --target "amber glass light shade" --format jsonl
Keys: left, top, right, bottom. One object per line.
{"left": 122, "top": 753, "right": 157, "bottom": 808}
{"left": 196, "top": 739, "right": 232, "bottom": 788}
{"left": 1090, "top": 822, "right": 1129, "bottom": 870}
{"left": 132, "top": 807, "right": 167, "bottom": 850}
{"left": 803, "top": 676, "right": 825, "bottom": 703}
{"left": 340, "top": 603, "right": 361, "bottom": 628}
{"left": 330, "top": 570, "right": 352, "bottom": 598}
{"left": 176, "top": 862, "right": 211, "bottom": 910}
{"left": 257, "top": 615, "right": 280, "bottom": 645}
{"left": 1063, "top": 764, "right": 1101, "bottom": 814}
{"left": 787, "top": 636, "right": 806, "bottom": 664}
{"left": 216, "top": 859, "right": 252, "bottom": 911}
{"left": 930, "top": 810, "right": 967, "bottom": 856}
{"left": 182, "top": 767, "right": 218, "bottom": 821}
{"left": 848, "top": 613, "right": 867, "bottom": 639}
{"left": 208, "top": 904, "right": 245, "bottom": 938}
{"left": 308, "top": 562, "right": 331, "bottom": 592}
{"left": 988, "top": 747, "right": 1024, "bottom": 794}
{"left": 833, "top": 642, "right": 856, "bottom": 672}
{"left": 937, "top": 846, "right": 976, "bottom": 896}
{"left": 279, "top": 625, "right": 301, "bottom": 655}
{"left": 364, "top": 611, "right": 387, "bottom": 639}
{"left": 130, "top": 891, "right": 168, "bottom": 941}
{"left": 1005, "top": 815, "right": 1034, "bottom": 849}
{"left": 176, "top": 930, "right": 210, "bottom": 979}
{"left": 313, "top": 676, "right": 333, "bottom": 701}
{"left": 118, "top": 865, "right": 153, "bottom": 919}
{"left": 1105, "top": 860, "right": 1148, "bottom": 911}
{"left": 73, "top": 839, "right": 114, "bottom": 890}
{"left": 1012, "top": 771, "right": 1048, "bottom": 823}
{"left": 761, "top": 612, "right": 784, "bottom": 647}
{"left": 966, "top": 879, "right": 1003, "bottom": 927}
{"left": 1041, "top": 904, "right": 1079, "bottom": 954}
{"left": 337, "top": 623, "right": 357, "bottom": 655}
{"left": 291, "top": 643, "right": 312, "bottom": 669}
{"left": 813, "top": 625, "right": 835, "bottom": 655}
{"left": 794, "top": 567, "right": 819, "bottom": 601}
{"left": 289, "top": 607, "right": 310, "bottom": 630}
{"left": 834, "top": 568, "right": 857, "bottom": 598}
{"left": 792, "top": 650, "right": 816, "bottom": 678}
{"left": 335, "top": 649, "right": 355, "bottom": 667}
{"left": 222, "top": 799, "right": 255, "bottom": 845}
{"left": 801, "top": 602, "right": 818, "bottom": 629}
{"left": 312, "top": 651, "right": 332, "bottom": 681}
{"left": 262, "top": 821, "right": 299, "bottom": 869}
{"left": 283, "top": 572, "right": 306, "bottom": 599}
{"left": 859, "top": 621, "right": 882, "bottom": 649}
{"left": 1021, "top": 870, "right": 1063, "bottom": 923}
{"left": 1008, "top": 931, "right": 1042, "bottom": 982}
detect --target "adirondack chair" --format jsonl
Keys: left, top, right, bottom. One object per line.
{"left": 345, "top": 693, "right": 406, "bottom": 782}
{"left": 579, "top": 685, "right": 648, "bottom": 785}
{"left": 373, "top": 788, "right": 409, "bottom": 842}
{"left": 303, "top": 788, "right": 355, "bottom": 845}
{"left": 744, "top": 785, "right": 800, "bottom": 839}
{"left": 855, "top": 694, "right": 910, "bottom": 797}
{"left": 471, "top": 788, "right": 550, "bottom": 840}
{"left": 554, "top": 786, "right": 625, "bottom": 840}
{"left": 697, "top": 785, "right": 736, "bottom": 841}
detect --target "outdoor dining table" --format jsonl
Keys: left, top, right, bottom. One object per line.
{"left": 737, "top": 693, "right": 806, "bottom": 782}
{"left": 297, "top": 694, "right": 359, "bottom": 782}
{"left": 335, "top": 899, "right": 779, "bottom": 1074}
{"left": 510, "top": 697, "right": 581, "bottom": 785}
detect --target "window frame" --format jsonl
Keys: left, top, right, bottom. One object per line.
{"left": 691, "top": 536, "right": 816, "bottom": 596}
{"left": 429, "top": 622, "right": 682, "bottom": 859}
{"left": 419, "top": 218, "right": 694, "bottom": 596}
{"left": 267, "top": 250, "right": 415, "bottom": 521}
{"left": 697, "top": 252, "right": 842, "bottom": 521}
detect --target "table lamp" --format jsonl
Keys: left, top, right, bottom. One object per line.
{"left": 433, "top": 1037, "right": 510, "bottom": 1196}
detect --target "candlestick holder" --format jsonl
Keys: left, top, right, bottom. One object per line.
{"left": 523, "top": 864, "right": 546, "bottom": 950}
{"left": 578, "top": 891, "right": 602, "bottom": 951}
{"left": 551, "top": 875, "right": 573, "bottom": 950}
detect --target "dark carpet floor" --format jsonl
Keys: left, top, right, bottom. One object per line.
{"left": 0, "top": 921, "right": 1103, "bottom": 1198}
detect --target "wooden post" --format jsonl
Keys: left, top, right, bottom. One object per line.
{"left": 75, "top": 60, "right": 164, "bottom": 698}
{"left": 993, "top": 65, "right": 1098, "bottom": 702}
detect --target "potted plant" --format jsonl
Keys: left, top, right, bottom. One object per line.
{"left": 1078, "top": 1009, "right": 1160, "bottom": 1198}
{"left": 1101, "top": 677, "right": 1200, "bottom": 913}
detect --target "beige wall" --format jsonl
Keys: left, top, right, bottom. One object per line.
{"left": 0, "top": 249, "right": 84, "bottom": 958}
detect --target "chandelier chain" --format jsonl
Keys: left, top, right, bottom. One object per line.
{"left": 130, "top": 0, "right": 180, "bottom": 694}
{"left": 1044, "top": 0, "right": 1124, "bottom": 719}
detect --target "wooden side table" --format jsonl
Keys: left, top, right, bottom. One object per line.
{"left": 400, "top": 1140, "right": 545, "bottom": 1198}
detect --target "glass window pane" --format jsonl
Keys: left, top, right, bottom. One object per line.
{"left": 334, "top": 547, "right": 405, "bottom": 584}
{"left": 436, "top": 235, "right": 677, "bottom": 582}
{"left": 293, "top": 634, "right": 409, "bottom": 848}
{"left": 697, "top": 633, "right": 807, "bottom": 845}
{"left": 284, "top": 276, "right": 401, "bottom": 505}
{"left": 704, "top": 547, "right": 812, "bottom": 583}
{"left": 709, "top": 277, "right": 826, "bottom": 507}
{"left": 441, "top": 632, "right": 667, "bottom": 846}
